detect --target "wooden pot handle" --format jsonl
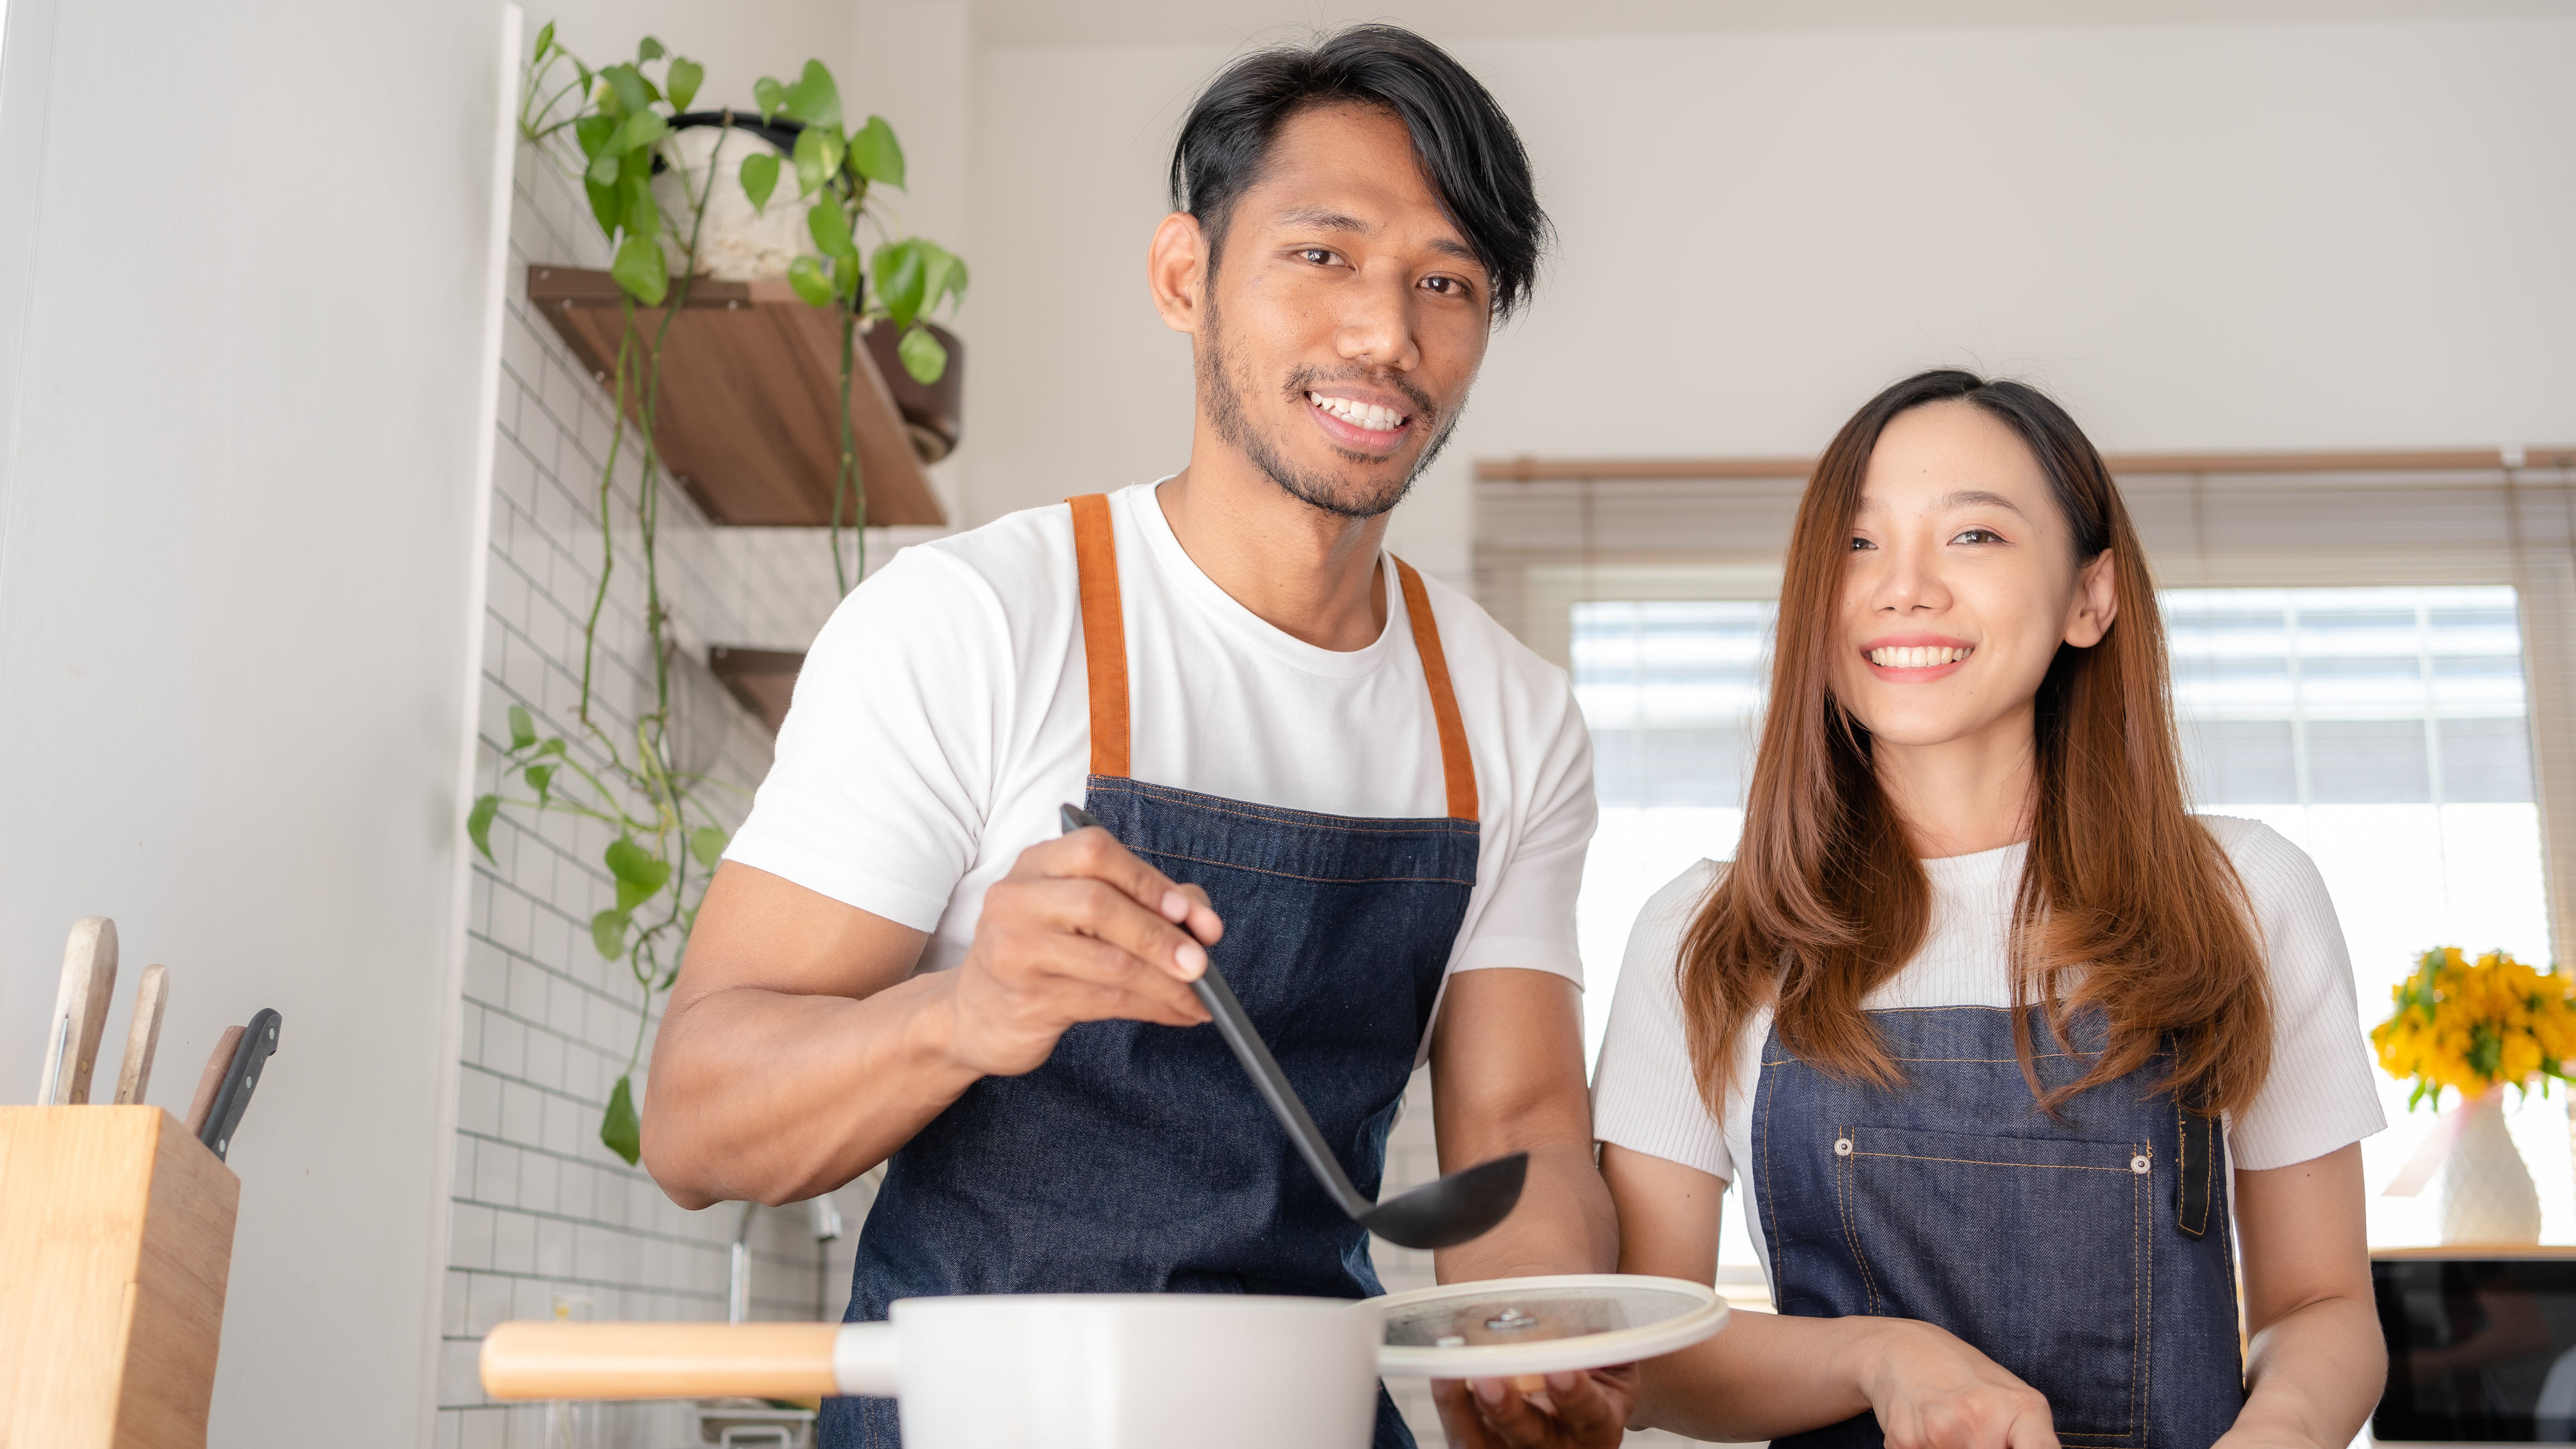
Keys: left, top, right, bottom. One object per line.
{"left": 481, "top": 1322, "right": 843, "bottom": 1401}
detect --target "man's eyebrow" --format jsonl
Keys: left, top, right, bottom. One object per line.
{"left": 1275, "top": 206, "right": 1373, "bottom": 233}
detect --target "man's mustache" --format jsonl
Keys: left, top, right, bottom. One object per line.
{"left": 1281, "top": 365, "right": 1440, "bottom": 428}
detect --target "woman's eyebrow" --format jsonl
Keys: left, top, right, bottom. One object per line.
{"left": 1854, "top": 490, "right": 2029, "bottom": 518}
{"left": 1941, "top": 489, "right": 2027, "bottom": 517}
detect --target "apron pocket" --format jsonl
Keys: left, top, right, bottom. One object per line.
{"left": 1833, "top": 1123, "right": 2152, "bottom": 1445}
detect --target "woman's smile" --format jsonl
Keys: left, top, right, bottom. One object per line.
{"left": 1862, "top": 634, "right": 1976, "bottom": 678}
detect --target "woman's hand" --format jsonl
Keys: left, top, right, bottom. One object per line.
{"left": 1432, "top": 1366, "right": 1640, "bottom": 1448}
{"left": 1854, "top": 1318, "right": 2060, "bottom": 1449}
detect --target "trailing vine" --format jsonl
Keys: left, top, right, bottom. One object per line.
{"left": 478, "top": 24, "right": 965, "bottom": 1164}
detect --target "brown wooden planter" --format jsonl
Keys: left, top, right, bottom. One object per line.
{"left": 527, "top": 266, "right": 949, "bottom": 529}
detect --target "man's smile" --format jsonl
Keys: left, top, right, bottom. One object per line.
{"left": 1304, "top": 386, "right": 1415, "bottom": 453}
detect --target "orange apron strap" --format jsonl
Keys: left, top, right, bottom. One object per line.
{"left": 1393, "top": 557, "right": 1479, "bottom": 822}
{"left": 1067, "top": 495, "right": 1131, "bottom": 779}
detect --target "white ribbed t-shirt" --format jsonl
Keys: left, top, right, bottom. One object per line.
{"left": 1590, "top": 815, "right": 2386, "bottom": 1276}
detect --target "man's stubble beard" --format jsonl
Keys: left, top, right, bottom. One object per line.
{"left": 1196, "top": 294, "right": 1466, "bottom": 521}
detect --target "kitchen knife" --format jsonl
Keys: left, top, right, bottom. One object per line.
{"left": 37, "top": 917, "right": 118, "bottom": 1106}
{"left": 113, "top": 963, "right": 169, "bottom": 1105}
{"left": 197, "top": 1008, "right": 280, "bottom": 1162}
{"left": 184, "top": 1026, "right": 245, "bottom": 1138}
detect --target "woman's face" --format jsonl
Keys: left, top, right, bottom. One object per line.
{"left": 1831, "top": 400, "right": 2117, "bottom": 753}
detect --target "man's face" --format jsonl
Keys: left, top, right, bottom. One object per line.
{"left": 1185, "top": 103, "right": 1495, "bottom": 519}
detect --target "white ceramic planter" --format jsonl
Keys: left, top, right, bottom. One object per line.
{"left": 2440, "top": 1086, "right": 2542, "bottom": 1245}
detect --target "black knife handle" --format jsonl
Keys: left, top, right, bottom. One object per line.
{"left": 199, "top": 1008, "right": 281, "bottom": 1162}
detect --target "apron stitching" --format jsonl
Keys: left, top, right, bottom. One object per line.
{"left": 1130, "top": 846, "right": 1475, "bottom": 887}
{"left": 1847, "top": 1150, "right": 2142, "bottom": 1172}
{"left": 1835, "top": 1124, "right": 1884, "bottom": 1315}
{"left": 1087, "top": 780, "right": 1477, "bottom": 836}
{"left": 2138, "top": 1136, "right": 2153, "bottom": 1441}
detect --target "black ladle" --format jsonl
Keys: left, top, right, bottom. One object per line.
{"left": 1061, "top": 804, "right": 1527, "bottom": 1250}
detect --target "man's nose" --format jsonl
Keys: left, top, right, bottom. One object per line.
{"left": 1334, "top": 265, "right": 1421, "bottom": 372}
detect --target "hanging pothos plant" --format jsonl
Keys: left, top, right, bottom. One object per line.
{"left": 478, "top": 23, "right": 965, "bottom": 1165}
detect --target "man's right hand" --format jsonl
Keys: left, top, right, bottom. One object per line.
{"left": 937, "top": 822, "right": 1224, "bottom": 1077}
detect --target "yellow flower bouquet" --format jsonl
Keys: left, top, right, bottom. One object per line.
{"left": 2373, "top": 946, "right": 2576, "bottom": 1111}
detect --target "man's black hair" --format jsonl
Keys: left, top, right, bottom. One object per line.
{"left": 1169, "top": 24, "right": 1550, "bottom": 320}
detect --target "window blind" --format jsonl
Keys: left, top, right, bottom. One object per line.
{"left": 1478, "top": 450, "right": 2576, "bottom": 961}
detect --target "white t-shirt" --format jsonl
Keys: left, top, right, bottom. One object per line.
{"left": 727, "top": 482, "right": 1597, "bottom": 1014}
{"left": 1591, "top": 816, "right": 2386, "bottom": 1279}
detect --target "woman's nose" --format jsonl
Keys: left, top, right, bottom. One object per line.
{"left": 1871, "top": 542, "right": 1949, "bottom": 612}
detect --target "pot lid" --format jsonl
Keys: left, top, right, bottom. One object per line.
{"left": 1368, "top": 1274, "right": 1728, "bottom": 1379}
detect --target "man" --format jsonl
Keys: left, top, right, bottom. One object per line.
{"left": 643, "top": 25, "right": 1626, "bottom": 1449}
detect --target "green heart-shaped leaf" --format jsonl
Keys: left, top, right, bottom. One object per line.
{"left": 508, "top": 704, "right": 537, "bottom": 750}
{"left": 752, "top": 76, "right": 787, "bottom": 121}
{"left": 782, "top": 58, "right": 843, "bottom": 130}
{"left": 897, "top": 325, "right": 948, "bottom": 384}
{"left": 468, "top": 794, "right": 500, "bottom": 861}
{"left": 609, "top": 108, "right": 667, "bottom": 156}
{"left": 533, "top": 21, "right": 554, "bottom": 60}
{"left": 739, "top": 152, "right": 779, "bottom": 213}
{"left": 590, "top": 908, "right": 629, "bottom": 959}
{"left": 602, "top": 62, "right": 651, "bottom": 117}
{"left": 786, "top": 254, "right": 835, "bottom": 307}
{"left": 665, "top": 57, "right": 702, "bottom": 113}
{"left": 848, "top": 115, "right": 905, "bottom": 189}
{"left": 807, "top": 199, "right": 856, "bottom": 260}
{"left": 610, "top": 235, "right": 667, "bottom": 305}
{"left": 690, "top": 826, "right": 730, "bottom": 867}
{"left": 871, "top": 240, "right": 926, "bottom": 329}
{"left": 600, "top": 1075, "right": 641, "bottom": 1165}
{"left": 637, "top": 36, "right": 665, "bottom": 62}
{"left": 525, "top": 764, "right": 555, "bottom": 799}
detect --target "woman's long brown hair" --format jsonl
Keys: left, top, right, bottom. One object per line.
{"left": 1678, "top": 370, "right": 2271, "bottom": 1118}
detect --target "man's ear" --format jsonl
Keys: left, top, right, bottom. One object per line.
{"left": 1147, "top": 212, "right": 1208, "bottom": 336}
{"left": 2065, "top": 549, "right": 2119, "bottom": 648}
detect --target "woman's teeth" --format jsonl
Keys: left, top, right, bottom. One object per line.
{"left": 1309, "top": 392, "right": 1405, "bottom": 433}
{"left": 1870, "top": 645, "right": 1971, "bottom": 668}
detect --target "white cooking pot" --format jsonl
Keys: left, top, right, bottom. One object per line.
{"left": 483, "top": 1293, "right": 1379, "bottom": 1449}
{"left": 482, "top": 1275, "right": 1723, "bottom": 1449}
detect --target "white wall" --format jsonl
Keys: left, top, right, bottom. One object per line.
{"left": 0, "top": 1, "right": 508, "bottom": 1445}
{"left": 960, "top": 15, "right": 2576, "bottom": 580}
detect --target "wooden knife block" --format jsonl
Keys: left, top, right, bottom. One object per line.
{"left": 0, "top": 1106, "right": 239, "bottom": 1448}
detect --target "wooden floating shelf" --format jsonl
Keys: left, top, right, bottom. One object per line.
{"left": 709, "top": 647, "right": 804, "bottom": 737}
{"left": 528, "top": 266, "right": 948, "bottom": 529}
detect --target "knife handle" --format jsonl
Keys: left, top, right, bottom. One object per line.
{"left": 200, "top": 1009, "right": 280, "bottom": 1161}
{"left": 39, "top": 918, "right": 117, "bottom": 1105}
{"left": 184, "top": 1025, "right": 246, "bottom": 1140}
{"left": 115, "top": 964, "right": 169, "bottom": 1105}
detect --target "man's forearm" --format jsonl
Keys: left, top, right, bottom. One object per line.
{"left": 641, "top": 972, "right": 981, "bottom": 1208}
{"left": 1433, "top": 1139, "right": 1617, "bottom": 1283}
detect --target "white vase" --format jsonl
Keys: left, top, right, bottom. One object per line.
{"left": 2439, "top": 1086, "right": 2542, "bottom": 1245}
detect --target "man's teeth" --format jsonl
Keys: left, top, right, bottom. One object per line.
{"left": 1309, "top": 392, "right": 1405, "bottom": 432}
{"left": 1869, "top": 645, "right": 1972, "bottom": 668}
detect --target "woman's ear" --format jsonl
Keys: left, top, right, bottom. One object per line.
{"left": 2065, "top": 550, "right": 2119, "bottom": 647}
{"left": 1146, "top": 211, "right": 1208, "bottom": 335}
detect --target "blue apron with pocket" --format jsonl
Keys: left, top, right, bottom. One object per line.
{"left": 1754, "top": 1005, "right": 2244, "bottom": 1449}
{"left": 820, "top": 494, "right": 1481, "bottom": 1449}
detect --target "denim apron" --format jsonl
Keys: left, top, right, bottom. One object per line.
{"left": 821, "top": 494, "right": 1480, "bottom": 1448}
{"left": 1754, "top": 1006, "right": 2243, "bottom": 1449}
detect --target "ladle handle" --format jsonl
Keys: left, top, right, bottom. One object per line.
{"left": 1189, "top": 966, "right": 1373, "bottom": 1219}
{"left": 480, "top": 1321, "right": 842, "bottom": 1401}
{"left": 1058, "top": 804, "right": 1373, "bottom": 1220}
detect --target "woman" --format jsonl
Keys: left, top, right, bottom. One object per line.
{"left": 1589, "top": 370, "right": 2387, "bottom": 1449}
